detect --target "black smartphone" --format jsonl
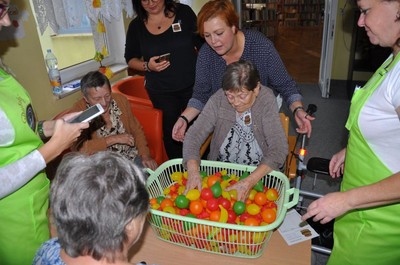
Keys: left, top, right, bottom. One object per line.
{"left": 155, "top": 53, "right": 170, "bottom": 63}
{"left": 68, "top": 103, "right": 105, "bottom": 123}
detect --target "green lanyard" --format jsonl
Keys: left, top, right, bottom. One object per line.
{"left": 345, "top": 52, "right": 400, "bottom": 131}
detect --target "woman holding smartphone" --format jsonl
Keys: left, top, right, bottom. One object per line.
{"left": 125, "top": 0, "right": 204, "bottom": 159}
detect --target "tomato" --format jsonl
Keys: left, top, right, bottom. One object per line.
{"left": 175, "top": 194, "right": 190, "bottom": 209}
{"left": 248, "top": 189, "right": 257, "bottom": 200}
{"left": 179, "top": 208, "right": 190, "bottom": 216}
{"left": 266, "top": 188, "right": 279, "bottom": 201}
{"left": 218, "top": 197, "right": 231, "bottom": 210}
{"left": 186, "top": 189, "right": 201, "bottom": 201}
{"left": 227, "top": 209, "right": 237, "bottom": 223}
{"left": 233, "top": 201, "right": 246, "bottom": 215}
{"left": 209, "top": 210, "right": 221, "bottom": 222}
{"left": 206, "top": 198, "right": 219, "bottom": 211}
{"left": 239, "top": 212, "right": 251, "bottom": 223}
{"left": 261, "top": 208, "right": 277, "bottom": 224}
{"left": 246, "top": 203, "right": 261, "bottom": 215}
{"left": 160, "top": 198, "right": 174, "bottom": 210}
{"left": 200, "top": 187, "right": 213, "bottom": 200}
{"left": 262, "top": 201, "right": 277, "bottom": 211}
{"left": 244, "top": 217, "right": 260, "bottom": 226}
{"left": 207, "top": 175, "right": 220, "bottom": 188}
{"left": 253, "top": 180, "right": 264, "bottom": 192}
{"left": 163, "top": 206, "right": 176, "bottom": 214}
{"left": 199, "top": 170, "right": 208, "bottom": 178}
{"left": 189, "top": 200, "right": 204, "bottom": 215}
{"left": 149, "top": 198, "right": 158, "bottom": 205}
{"left": 254, "top": 192, "right": 268, "bottom": 206}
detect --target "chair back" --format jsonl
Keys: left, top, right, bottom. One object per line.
{"left": 129, "top": 102, "right": 168, "bottom": 165}
{"left": 112, "top": 76, "right": 153, "bottom": 108}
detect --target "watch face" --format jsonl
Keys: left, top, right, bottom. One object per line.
{"left": 26, "top": 103, "right": 36, "bottom": 131}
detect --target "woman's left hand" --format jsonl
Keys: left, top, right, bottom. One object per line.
{"left": 294, "top": 108, "right": 315, "bottom": 138}
{"left": 141, "top": 155, "right": 158, "bottom": 171}
{"left": 148, "top": 57, "right": 171, "bottom": 72}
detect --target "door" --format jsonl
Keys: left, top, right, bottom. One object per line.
{"left": 319, "top": 0, "right": 338, "bottom": 98}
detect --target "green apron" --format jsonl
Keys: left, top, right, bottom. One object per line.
{"left": 328, "top": 53, "right": 400, "bottom": 265}
{"left": 0, "top": 69, "right": 50, "bottom": 265}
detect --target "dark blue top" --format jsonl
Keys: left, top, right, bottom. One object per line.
{"left": 188, "top": 30, "right": 302, "bottom": 110}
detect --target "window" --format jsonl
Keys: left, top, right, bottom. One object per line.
{"left": 29, "top": 0, "right": 128, "bottom": 87}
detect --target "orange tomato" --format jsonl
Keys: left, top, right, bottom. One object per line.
{"left": 149, "top": 198, "right": 158, "bottom": 205}
{"left": 160, "top": 198, "right": 174, "bottom": 210}
{"left": 189, "top": 200, "right": 204, "bottom": 215}
{"left": 254, "top": 192, "right": 268, "bottom": 206}
{"left": 261, "top": 208, "right": 277, "bottom": 224}
{"left": 266, "top": 188, "right": 279, "bottom": 201}
{"left": 209, "top": 210, "right": 221, "bottom": 222}
{"left": 244, "top": 217, "right": 260, "bottom": 226}
{"left": 207, "top": 175, "right": 220, "bottom": 188}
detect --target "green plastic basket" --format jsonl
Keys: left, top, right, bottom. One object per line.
{"left": 146, "top": 159, "right": 299, "bottom": 258}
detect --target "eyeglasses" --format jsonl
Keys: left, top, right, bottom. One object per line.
{"left": 0, "top": 3, "right": 9, "bottom": 19}
{"left": 141, "top": 0, "right": 160, "bottom": 5}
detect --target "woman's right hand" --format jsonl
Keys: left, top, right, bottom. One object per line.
{"left": 329, "top": 148, "right": 346, "bottom": 178}
{"left": 147, "top": 56, "right": 170, "bottom": 72}
{"left": 172, "top": 118, "right": 187, "bottom": 142}
{"left": 184, "top": 170, "right": 202, "bottom": 194}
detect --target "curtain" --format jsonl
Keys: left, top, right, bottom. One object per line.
{"left": 32, "top": 0, "right": 134, "bottom": 35}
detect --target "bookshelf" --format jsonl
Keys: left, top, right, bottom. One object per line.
{"left": 277, "top": 0, "right": 324, "bottom": 27}
{"left": 240, "top": 0, "right": 278, "bottom": 41}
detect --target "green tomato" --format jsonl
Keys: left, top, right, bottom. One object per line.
{"left": 156, "top": 195, "right": 165, "bottom": 205}
{"left": 175, "top": 194, "right": 190, "bottom": 209}
{"left": 239, "top": 171, "right": 250, "bottom": 180}
{"left": 233, "top": 201, "right": 246, "bottom": 215}
{"left": 253, "top": 180, "right": 264, "bottom": 192}
{"left": 200, "top": 171, "right": 208, "bottom": 178}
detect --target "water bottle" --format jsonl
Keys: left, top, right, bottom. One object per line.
{"left": 45, "top": 49, "right": 62, "bottom": 95}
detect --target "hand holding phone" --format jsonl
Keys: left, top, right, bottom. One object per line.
{"left": 155, "top": 53, "right": 170, "bottom": 63}
{"left": 68, "top": 103, "right": 105, "bottom": 123}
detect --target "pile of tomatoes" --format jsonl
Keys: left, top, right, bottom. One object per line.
{"left": 149, "top": 170, "right": 279, "bottom": 227}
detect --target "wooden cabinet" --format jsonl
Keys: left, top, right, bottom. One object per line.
{"left": 240, "top": 0, "right": 278, "bottom": 41}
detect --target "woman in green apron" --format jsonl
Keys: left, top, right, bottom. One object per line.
{"left": 0, "top": 2, "right": 88, "bottom": 263}
{"left": 302, "top": 0, "right": 400, "bottom": 264}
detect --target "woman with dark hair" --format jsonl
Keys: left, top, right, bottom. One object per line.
{"left": 33, "top": 151, "right": 150, "bottom": 264}
{"left": 183, "top": 60, "right": 288, "bottom": 201}
{"left": 125, "top": 0, "right": 204, "bottom": 159}
{"left": 302, "top": 0, "right": 400, "bottom": 264}
{"left": 172, "top": 0, "right": 314, "bottom": 144}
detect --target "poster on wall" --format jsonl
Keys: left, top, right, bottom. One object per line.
{"left": 0, "top": 3, "right": 29, "bottom": 41}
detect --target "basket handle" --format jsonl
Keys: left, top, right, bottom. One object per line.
{"left": 145, "top": 168, "right": 155, "bottom": 175}
{"left": 283, "top": 188, "right": 299, "bottom": 209}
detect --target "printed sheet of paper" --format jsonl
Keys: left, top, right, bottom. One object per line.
{"left": 278, "top": 209, "right": 319, "bottom": 246}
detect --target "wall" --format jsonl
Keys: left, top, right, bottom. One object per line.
{"left": 0, "top": 0, "right": 127, "bottom": 120}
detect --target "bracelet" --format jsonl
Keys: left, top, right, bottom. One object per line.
{"left": 143, "top": 61, "right": 151, "bottom": 72}
{"left": 37, "top": 120, "right": 48, "bottom": 141}
{"left": 179, "top": 115, "right": 189, "bottom": 125}
{"left": 292, "top": 106, "right": 304, "bottom": 115}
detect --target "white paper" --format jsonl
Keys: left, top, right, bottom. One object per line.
{"left": 278, "top": 209, "right": 319, "bottom": 246}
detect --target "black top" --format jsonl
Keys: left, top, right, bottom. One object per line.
{"left": 125, "top": 4, "right": 204, "bottom": 93}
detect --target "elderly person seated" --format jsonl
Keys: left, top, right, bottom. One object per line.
{"left": 70, "top": 71, "right": 157, "bottom": 170}
{"left": 33, "top": 151, "right": 149, "bottom": 264}
{"left": 183, "top": 60, "right": 288, "bottom": 201}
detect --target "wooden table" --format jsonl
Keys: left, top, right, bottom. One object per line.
{"left": 129, "top": 224, "right": 311, "bottom": 265}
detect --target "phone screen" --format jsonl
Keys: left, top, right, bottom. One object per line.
{"left": 69, "top": 104, "right": 104, "bottom": 123}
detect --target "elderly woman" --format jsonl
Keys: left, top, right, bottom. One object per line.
{"left": 70, "top": 71, "right": 157, "bottom": 170}
{"left": 183, "top": 60, "right": 288, "bottom": 201}
{"left": 33, "top": 151, "right": 149, "bottom": 264}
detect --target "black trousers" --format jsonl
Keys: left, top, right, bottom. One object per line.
{"left": 146, "top": 86, "right": 193, "bottom": 159}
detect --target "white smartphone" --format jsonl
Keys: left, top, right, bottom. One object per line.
{"left": 156, "top": 53, "right": 171, "bottom": 63}
{"left": 68, "top": 103, "right": 105, "bottom": 123}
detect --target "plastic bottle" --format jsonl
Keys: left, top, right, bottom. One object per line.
{"left": 45, "top": 49, "right": 62, "bottom": 95}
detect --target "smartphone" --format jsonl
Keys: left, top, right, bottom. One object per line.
{"left": 155, "top": 53, "right": 171, "bottom": 63}
{"left": 68, "top": 103, "right": 105, "bottom": 123}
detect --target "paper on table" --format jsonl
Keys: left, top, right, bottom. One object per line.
{"left": 278, "top": 209, "right": 319, "bottom": 246}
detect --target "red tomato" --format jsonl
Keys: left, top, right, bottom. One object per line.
{"left": 200, "top": 187, "right": 214, "bottom": 200}
{"left": 239, "top": 212, "right": 251, "bottom": 223}
{"left": 262, "top": 201, "right": 277, "bottom": 211}
{"left": 227, "top": 209, "right": 237, "bottom": 223}
{"left": 218, "top": 197, "right": 231, "bottom": 210}
{"left": 206, "top": 198, "right": 219, "bottom": 211}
